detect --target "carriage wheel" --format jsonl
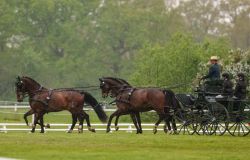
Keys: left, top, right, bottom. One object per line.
{"left": 228, "top": 101, "right": 250, "bottom": 136}
{"left": 228, "top": 115, "right": 250, "bottom": 136}
{"left": 175, "top": 109, "right": 196, "bottom": 135}
{"left": 213, "top": 103, "right": 229, "bottom": 136}
{"left": 195, "top": 103, "right": 218, "bottom": 135}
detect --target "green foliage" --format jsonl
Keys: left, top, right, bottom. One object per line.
{"left": 0, "top": 0, "right": 250, "bottom": 100}
{"left": 130, "top": 33, "right": 202, "bottom": 92}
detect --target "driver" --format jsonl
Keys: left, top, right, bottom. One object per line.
{"left": 202, "top": 56, "right": 221, "bottom": 80}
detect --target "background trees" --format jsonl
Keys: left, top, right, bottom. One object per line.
{"left": 0, "top": 0, "right": 249, "bottom": 100}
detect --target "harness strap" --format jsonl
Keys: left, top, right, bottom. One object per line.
{"left": 29, "top": 98, "right": 49, "bottom": 107}
{"left": 46, "top": 88, "right": 53, "bottom": 100}
{"left": 128, "top": 88, "right": 136, "bottom": 101}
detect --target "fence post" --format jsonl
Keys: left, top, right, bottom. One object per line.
{"left": 14, "top": 103, "right": 17, "bottom": 112}
{"left": 67, "top": 125, "right": 71, "bottom": 132}
{"left": 3, "top": 125, "right": 7, "bottom": 133}
{"left": 127, "top": 124, "right": 133, "bottom": 133}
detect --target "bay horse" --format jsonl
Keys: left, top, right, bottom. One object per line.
{"left": 100, "top": 77, "right": 143, "bottom": 134}
{"left": 15, "top": 76, "right": 107, "bottom": 133}
{"left": 99, "top": 77, "right": 179, "bottom": 134}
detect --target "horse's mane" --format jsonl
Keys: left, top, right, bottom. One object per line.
{"left": 22, "top": 76, "right": 41, "bottom": 86}
{"left": 103, "top": 77, "right": 131, "bottom": 86}
{"left": 117, "top": 78, "right": 131, "bottom": 86}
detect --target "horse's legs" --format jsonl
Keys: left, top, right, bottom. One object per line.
{"left": 24, "top": 109, "right": 34, "bottom": 126}
{"left": 82, "top": 111, "right": 95, "bottom": 133}
{"left": 77, "top": 113, "right": 84, "bottom": 133}
{"left": 68, "top": 114, "right": 77, "bottom": 133}
{"left": 114, "top": 115, "right": 120, "bottom": 131}
{"left": 107, "top": 110, "right": 120, "bottom": 133}
{"left": 153, "top": 114, "right": 165, "bottom": 134}
{"left": 171, "top": 115, "right": 177, "bottom": 134}
{"left": 130, "top": 113, "right": 140, "bottom": 134}
{"left": 164, "top": 116, "right": 172, "bottom": 133}
{"left": 39, "top": 113, "right": 45, "bottom": 133}
{"left": 135, "top": 112, "right": 142, "bottom": 134}
{"left": 30, "top": 113, "right": 43, "bottom": 133}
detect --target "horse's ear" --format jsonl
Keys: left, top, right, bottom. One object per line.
{"left": 99, "top": 78, "right": 103, "bottom": 82}
{"left": 17, "top": 76, "right": 21, "bottom": 81}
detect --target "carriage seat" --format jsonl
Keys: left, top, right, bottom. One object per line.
{"left": 175, "top": 94, "right": 195, "bottom": 108}
{"left": 204, "top": 79, "right": 223, "bottom": 94}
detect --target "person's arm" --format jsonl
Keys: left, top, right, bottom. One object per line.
{"left": 224, "top": 81, "right": 233, "bottom": 94}
{"left": 234, "top": 83, "right": 240, "bottom": 97}
{"left": 202, "top": 66, "right": 214, "bottom": 79}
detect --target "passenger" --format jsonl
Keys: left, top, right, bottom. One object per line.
{"left": 234, "top": 73, "right": 247, "bottom": 99}
{"left": 221, "top": 73, "right": 233, "bottom": 96}
{"left": 233, "top": 73, "right": 248, "bottom": 111}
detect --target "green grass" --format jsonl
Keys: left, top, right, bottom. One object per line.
{"left": 0, "top": 132, "right": 249, "bottom": 160}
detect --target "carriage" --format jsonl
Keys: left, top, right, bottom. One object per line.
{"left": 174, "top": 79, "right": 250, "bottom": 136}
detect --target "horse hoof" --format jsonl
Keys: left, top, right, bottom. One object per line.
{"left": 106, "top": 128, "right": 111, "bottom": 133}
{"left": 67, "top": 129, "right": 73, "bottom": 133}
{"left": 40, "top": 131, "right": 45, "bottom": 133}
{"left": 46, "top": 124, "right": 50, "bottom": 128}
{"left": 78, "top": 129, "right": 83, "bottom": 133}
{"left": 115, "top": 126, "right": 119, "bottom": 131}
{"left": 164, "top": 129, "right": 168, "bottom": 134}
{"left": 153, "top": 129, "right": 157, "bottom": 134}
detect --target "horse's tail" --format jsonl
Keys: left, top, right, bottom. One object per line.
{"left": 81, "top": 92, "right": 108, "bottom": 123}
{"left": 163, "top": 89, "right": 181, "bottom": 110}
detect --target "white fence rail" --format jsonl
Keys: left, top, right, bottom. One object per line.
{"left": 0, "top": 123, "right": 163, "bottom": 133}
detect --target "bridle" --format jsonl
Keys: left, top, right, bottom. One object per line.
{"left": 16, "top": 79, "right": 44, "bottom": 100}
{"left": 100, "top": 81, "right": 131, "bottom": 98}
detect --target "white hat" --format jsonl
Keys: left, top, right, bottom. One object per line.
{"left": 210, "top": 56, "right": 218, "bottom": 60}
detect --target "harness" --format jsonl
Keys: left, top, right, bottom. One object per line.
{"left": 115, "top": 88, "right": 136, "bottom": 106}
{"left": 29, "top": 87, "right": 53, "bottom": 109}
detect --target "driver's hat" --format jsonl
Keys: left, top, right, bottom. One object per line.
{"left": 210, "top": 56, "right": 218, "bottom": 61}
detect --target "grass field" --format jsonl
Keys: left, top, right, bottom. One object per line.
{"left": 1, "top": 108, "right": 250, "bottom": 160}
{"left": 0, "top": 132, "right": 250, "bottom": 160}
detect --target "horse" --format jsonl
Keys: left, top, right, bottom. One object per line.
{"left": 15, "top": 76, "right": 107, "bottom": 133}
{"left": 100, "top": 77, "right": 143, "bottom": 133}
{"left": 99, "top": 77, "right": 179, "bottom": 134}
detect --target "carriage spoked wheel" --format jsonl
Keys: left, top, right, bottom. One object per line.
{"left": 174, "top": 109, "right": 196, "bottom": 135}
{"left": 210, "top": 102, "right": 229, "bottom": 136}
{"left": 195, "top": 102, "right": 228, "bottom": 136}
{"left": 194, "top": 105, "right": 216, "bottom": 135}
{"left": 228, "top": 113, "right": 250, "bottom": 137}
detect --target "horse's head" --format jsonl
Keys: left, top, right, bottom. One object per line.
{"left": 99, "top": 77, "right": 126, "bottom": 98}
{"left": 15, "top": 76, "right": 27, "bottom": 102}
{"left": 15, "top": 76, "right": 42, "bottom": 102}
{"left": 99, "top": 78, "right": 111, "bottom": 98}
